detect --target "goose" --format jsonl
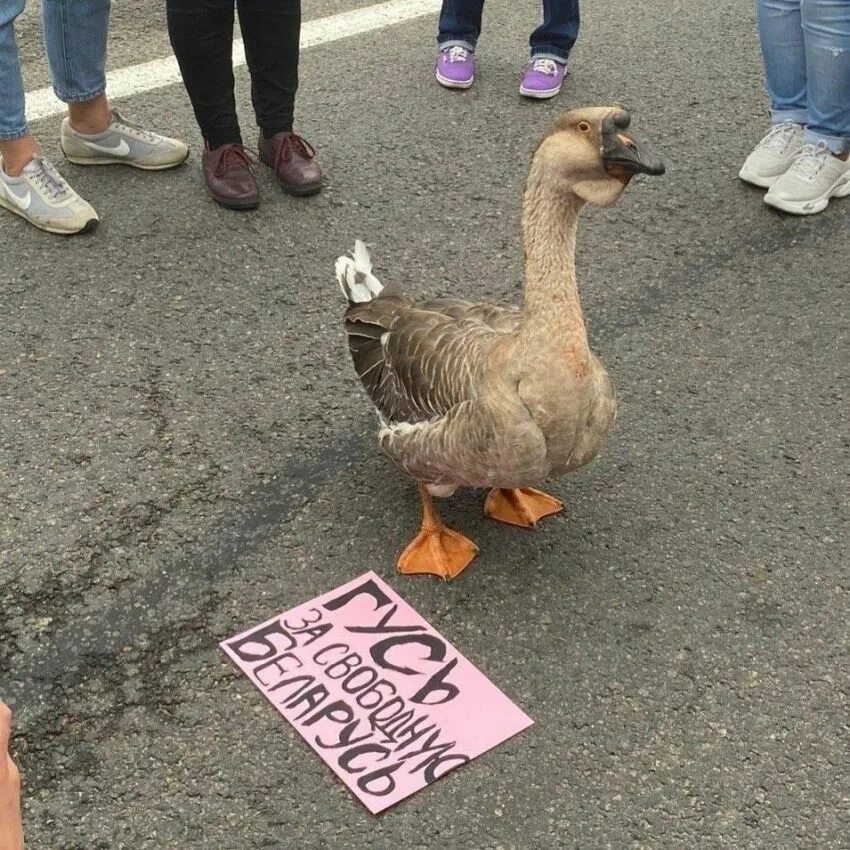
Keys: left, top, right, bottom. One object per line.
{"left": 336, "top": 107, "right": 664, "bottom": 580}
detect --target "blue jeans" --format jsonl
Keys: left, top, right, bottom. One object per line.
{"left": 756, "top": 0, "right": 850, "bottom": 153}
{"left": 438, "top": 0, "right": 580, "bottom": 63}
{"left": 0, "top": 0, "right": 110, "bottom": 140}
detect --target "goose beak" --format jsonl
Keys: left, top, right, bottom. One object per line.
{"left": 601, "top": 110, "right": 665, "bottom": 182}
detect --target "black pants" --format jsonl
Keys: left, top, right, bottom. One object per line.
{"left": 166, "top": 0, "right": 301, "bottom": 148}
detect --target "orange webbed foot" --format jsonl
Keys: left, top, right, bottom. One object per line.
{"left": 484, "top": 487, "right": 564, "bottom": 528}
{"left": 398, "top": 526, "right": 479, "bottom": 580}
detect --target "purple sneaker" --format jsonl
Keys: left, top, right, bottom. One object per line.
{"left": 435, "top": 45, "right": 476, "bottom": 90}
{"left": 519, "top": 57, "right": 568, "bottom": 99}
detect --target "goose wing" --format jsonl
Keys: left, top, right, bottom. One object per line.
{"left": 414, "top": 298, "right": 523, "bottom": 334}
{"left": 344, "top": 293, "right": 516, "bottom": 426}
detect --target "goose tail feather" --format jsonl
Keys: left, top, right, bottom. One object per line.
{"left": 336, "top": 240, "right": 384, "bottom": 303}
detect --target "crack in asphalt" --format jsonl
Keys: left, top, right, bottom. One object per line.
{"left": 1, "top": 433, "right": 366, "bottom": 716}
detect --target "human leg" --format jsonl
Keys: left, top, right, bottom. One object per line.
{"left": 764, "top": 0, "right": 850, "bottom": 213}
{"left": 240, "top": 0, "right": 322, "bottom": 195}
{"left": 520, "top": 0, "right": 578, "bottom": 98}
{"left": 529, "top": 0, "right": 579, "bottom": 62}
{"left": 41, "top": 0, "right": 111, "bottom": 133}
{"left": 166, "top": 0, "right": 241, "bottom": 148}
{"left": 0, "top": 0, "right": 39, "bottom": 176}
{"left": 237, "top": 0, "right": 300, "bottom": 138}
{"left": 800, "top": 0, "right": 850, "bottom": 152}
{"left": 756, "top": 0, "right": 809, "bottom": 124}
{"left": 435, "top": 0, "right": 483, "bottom": 89}
{"left": 167, "top": 0, "right": 254, "bottom": 207}
{"left": 739, "top": 0, "right": 807, "bottom": 186}
{"left": 0, "top": 702, "right": 24, "bottom": 850}
{"left": 0, "top": 2, "right": 97, "bottom": 233}
{"left": 42, "top": 0, "right": 189, "bottom": 170}
{"left": 437, "top": 0, "right": 485, "bottom": 51}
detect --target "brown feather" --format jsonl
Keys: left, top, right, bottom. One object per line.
{"left": 344, "top": 292, "right": 519, "bottom": 426}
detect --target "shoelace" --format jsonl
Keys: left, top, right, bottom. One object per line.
{"left": 109, "top": 108, "right": 159, "bottom": 144}
{"left": 273, "top": 133, "right": 315, "bottom": 171}
{"left": 530, "top": 58, "right": 559, "bottom": 76}
{"left": 214, "top": 145, "right": 257, "bottom": 177}
{"left": 27, "top": 157, "right": 71, "bottom": 200}
{"left": 445, "top": 46, "right": 470, "bottom": 62}
{"left": 786, "top": 141, "right": 830, "bottom": 181}
{"left": 759, "top": 122, "right": 800, "bottom": 155}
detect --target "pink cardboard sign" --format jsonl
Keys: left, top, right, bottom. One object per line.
{"left": 221, "top": 571, "right": 533, "bottom": 814}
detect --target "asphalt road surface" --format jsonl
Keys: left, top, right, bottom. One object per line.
{"left": 2, "top": 1, "right": 848, "bottom": 848}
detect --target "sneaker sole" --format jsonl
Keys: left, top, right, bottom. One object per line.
{"left": 737, "top": 164, "right": 780, "bottom": 189}
{"left": 62, "top": 147, "right": 190, "bottom": 171}
{"left": 764, "top": 172, "right": 850, "bottom": 215}
{"left": 519, "top": 84, "right": 562, "bottom": 99}
{"left": 0, "top": 194, "right": 98, "bottom": 234}
{"left": 435, "top": 70, "right": 474, "bottom": 90}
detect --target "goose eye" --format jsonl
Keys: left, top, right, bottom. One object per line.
{"left": 578, "top": 121, "right": 591, "bottom": 134}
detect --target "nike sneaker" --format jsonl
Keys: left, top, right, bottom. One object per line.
{"left": 60, "top": 108, "right": 189, "bottom": 170}
{"left": 0, "top": 155, "right": 98, "bottom": 235}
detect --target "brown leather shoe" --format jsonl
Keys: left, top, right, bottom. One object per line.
{"left": 201, "top": 143, "right": 259, "bottom": 210}
{"left": 258, "top": 131, "right": 323, "bottom": 196}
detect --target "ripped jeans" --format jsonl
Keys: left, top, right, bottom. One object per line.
{"left": 756, "top": 0, "right": 850, "bottom": 153}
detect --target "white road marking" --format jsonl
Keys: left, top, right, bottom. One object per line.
{"left": 25, "top": 0, "right": 441, "bottom": 122}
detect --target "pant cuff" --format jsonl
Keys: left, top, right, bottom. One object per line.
{"left": 769, "top": 107, "right": 808, "bottom": 126}
{"left": 53, "top": 86, "right": 107, "bottom": 105}
{"left": 205, "top": 129, "right": 243, "bottom": 149}
{"left": 0, "top": 125, "right": 30, "bottom": 141}
{"left": 438, "top": 39, "right": 476, "bottom": 52}
{"left": 803, "top": 129, "right": 849, "bottom": 155}
{"left": 530, "top": 50, "right": 569, "bottom": 64}
{"left": 261, "top": 125, "right": 295, "bottom": 139}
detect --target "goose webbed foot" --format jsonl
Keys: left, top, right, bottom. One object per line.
{"left": 484, "top": 487, "right": 564, "bottom": 528}
{"left": 397, "top": 485, "right": 478, "bottom": 580}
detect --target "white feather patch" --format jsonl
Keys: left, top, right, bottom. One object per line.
{"left": 335, "top": 240, "right": 384, "bottom": 303}
{"left": 426, "top": 483, "right": 457, "bottom": 498}
{"left": 353, "top": 239, "right": 372, "bottom": 274}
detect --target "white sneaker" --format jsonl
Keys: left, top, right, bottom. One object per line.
{"left": 738, "top": 122, "right": 804, "bottom": 188}
{"left": 764, "top": 142, "right": 850, "bottom": 215}
{"left": 61, "top": 108, "right": 189, "bottom": 171}
{"left": 0, "top": 155, "right": 98, "bottom": 234}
